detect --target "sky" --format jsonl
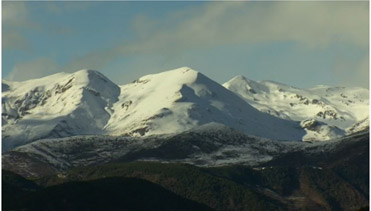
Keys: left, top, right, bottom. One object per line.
{"left": 2, "top": 1, "right": 369, "bottom": 89}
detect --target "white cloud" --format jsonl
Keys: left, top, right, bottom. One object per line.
{"left": 3, "top": 1, "right": 90, "bottom": 51}
{"left": 5, "top": 1, "right": 369, "bottom": 86}
{"left": 332, "top": 55, "right": 369, "bottom": 88}
{"left": 6, "top": 58, "right": 60, "bottom": 81}
{"left": 252, "top": 2, "right": 368, "bottom": 48}
{"left": 43, "top": 2, "right": 97, "bottom": 14}
{"left": 2, "top": 2, "right": 39, "bottom": 50}
{"left": 63, "top": 1, "right": 368, "bottom": 72}
{"left": 3, "top": 31, "right": 30, "bottom": 50}
{"left": 152, "top": 2, "right": 368, "bottom": 49}
{"left": 2, "top": 2, "right": 28, "bottom": 27}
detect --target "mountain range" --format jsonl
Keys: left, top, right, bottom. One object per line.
{"left": 2, "top": 67, "right": 369, "bottom": 210}
{"left": 2, "top": 67, "right": 369, "bottom": 152}
{"left": 3, "top": 130, "right": 369, "bottom": 211}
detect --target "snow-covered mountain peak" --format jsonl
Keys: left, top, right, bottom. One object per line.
{"left": 72, "top": 69, "right": 112, "bottom": 84}
{"left": 228, "top": 75, "right": 249, "bottom": 82}
{"left": 2, "top": 69, "right": 113, "bottom": 95}
{"left": 224, "top": 75, "right": 274, "bottom": 95}
{"left": 224, "top": 75, "right": 369, "bottom": 132}
{"left": 105, "top": 67, "right": 306, "bottom": 141}
{"left": 105, "top": 67, "right": 225, "bottom": 136}
{"left": 2, "top": 67, "right": 367, "bottom": 151}
{"left": 69, "top": 69, "right": 120, "bottom": 103}
{"left": 134, "top": 67, "right": 201, "bottom": 86}
{"left": 2, "top": 69, "right": 119, "bottom": 117}
{"left": 225, "top": 75, "right": 251, "bottom": 85}
{"left": 2, "top": 69, "right": 120, "bottom": 151}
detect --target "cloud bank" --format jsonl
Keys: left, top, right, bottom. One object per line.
{"left": 62, "top": 2, "right": 369, "bottom": 72}
{"left": 3, "top": 1, "right": 369, "bottom": 88}
{"left": 6, "top": 58, "right": 60, "bottom": 82}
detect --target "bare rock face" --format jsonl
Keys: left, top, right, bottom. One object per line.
{"left": 300, "top": 119, "right": 322, "bottom": 131}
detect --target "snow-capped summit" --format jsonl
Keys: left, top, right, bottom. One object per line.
{"left": 2, "top": 69, "right": 120, "bottom": 151}
{"left": 223, "top": 75, "right": 369, "bottom": 131}
{"left": 2, "top": 67, "right": 365, "bottom": 151}
{"left": 105, "top": 67, "right": 306, "bottom": 140}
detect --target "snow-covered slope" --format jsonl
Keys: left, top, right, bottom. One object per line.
{"left": 105, "top": 67, "right": 305, "bottom": 140}
{"left": 347, "top": 117, "right": 369, "bottom": 134}
{"left": 223, "top": 76, "right": 369, "bottom": 133}
{"left": 3, "top": 67, "right": 364, "bottom": 151}
{"left": 3, "top": 124, "right": 367, "bottom": 177}
{"left": 2, "top": 69, "right": 120, "bottom": 151}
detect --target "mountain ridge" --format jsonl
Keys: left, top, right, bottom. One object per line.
{"left": 2, "top": 67, "right": 368, "bottom": 151}
{"left": 223, "top": 74, "right": 369, "bottom": 135}
{"left": 2, "top": 69, "right": 120, "bottom": 151}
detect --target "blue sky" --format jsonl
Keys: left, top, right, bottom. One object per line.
{"left": 2, "top": 1, "right": 369, "bottom": 88}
